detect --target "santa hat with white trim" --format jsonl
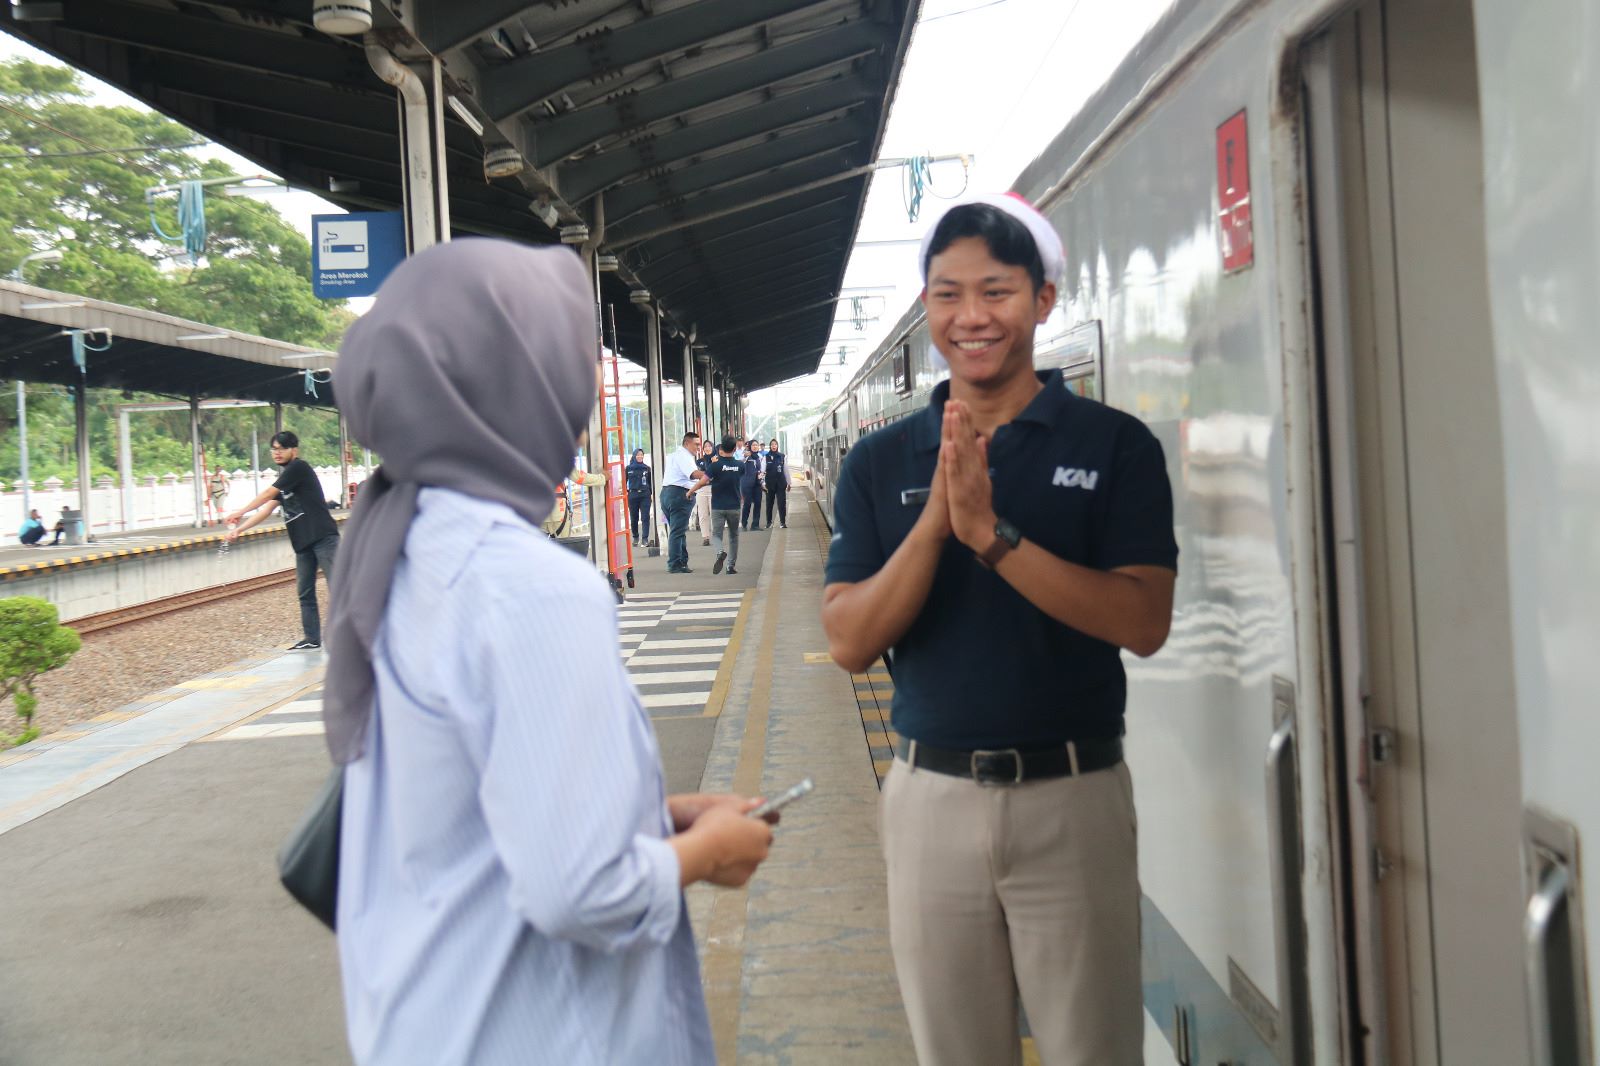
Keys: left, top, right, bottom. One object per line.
{"left": 917, "top": 192, "right": 1065, "bottom": 288}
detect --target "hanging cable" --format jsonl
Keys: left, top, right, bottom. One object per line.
{"left": 901, "top": 155, "right": 930, "bottom": 223}
{"left": 302, "top": 369, "right": 334, "bottom": 398}
{"left": 149, "top": 179, "right": 207, "bottom": 264}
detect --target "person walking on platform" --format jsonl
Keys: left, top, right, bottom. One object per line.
{"left": 739, "top": 439, "right": 765, "bottom": 531}
{"left": 821, "top": 194, "right": 1178, "bottom": 1066}
{"left": 763, "top": 438, "right": 789, "bottom": 530}
{"left": 703, "top": 435, "right": 745, "bottom": 576}
{"left": 626, "top": 448, "right": 653, "bottom": 546}
{"left": 692, "top": 439, "right": 715, "bottom": 545}
{"left": 660, "top": 432, "right": 708, "bottom": 574}
{"left": 225, "top": 431, "right": 341, "bottom": 651}
{"left": 319, "top": 240, "right": 774, "bottom": 1066}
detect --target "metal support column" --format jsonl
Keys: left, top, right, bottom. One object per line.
{"left": 642, "top": 301, "right": 667, "bottom": 552}
{"left": 273, "top": 403, "right": 284, "bottom": 436}
{"left": 682, "top": 338, "right": 696, "bottom": 436}
{"left": 578, "top": 196, "right": 608, "bottom": 569}
{"left": 337, "top": 409, "right": 351, "bottom": 509}
{"left": 117, "top": 408, "right": 134, "bottom": 531}
{"left": 16, "top": 380, "right": 30, "bottom": 517}
{"left": 189, "top": 394, "right": 205, "bottom": 528}
{"left": 74, "top": 383, "right": 91, "bottom": 538}
{"left": 698, "top": 354, "right": 714, "bottom": 444}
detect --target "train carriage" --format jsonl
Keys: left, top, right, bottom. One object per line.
{"left": 806, "top": 0, "right": 1600, "bottom": 1062}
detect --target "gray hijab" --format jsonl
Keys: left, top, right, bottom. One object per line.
{"left": 322, "top": 239, "right": 597, "bottom": 763}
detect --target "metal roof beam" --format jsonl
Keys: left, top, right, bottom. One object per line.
{"left": 603, "top": 119, "right": 869, "bottom": 224}
{"left": 527, "top": 19, "right": 890, "bottom": 162}
{"left": 476, "top": 0, "right": 824, "bottom": 118}
{"left": 558, "top": 79, "right": 875, "bottom": 203}
{"left": 686, "top": 268, "right": 839, "bottom": 312}
{"left": 39, "top": 2, "right": 366, "bottom": 84}
{"left": 628, "top": 188, "right": 855, "bottom": 264}
{"left": 645, "top": 230, "right": 847, "bottom": 290}
{"left": 656, "top": 253, "right": 843, "bottom": 302}
{"left": 414, "top": 0, "right": 535, "bottom": 53}
{"left": 607, "top": 159, "right": 870, "bottom": 247}
{"left": 134, "top": 56, "right": 391, "bottom": 133}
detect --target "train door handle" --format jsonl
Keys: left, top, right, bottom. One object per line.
{"left": 1265, "top": 677, "right": 1312, "bottom": 1064}
{"left": 1522, "top": 810, "right": 1593, "bottom": 1066}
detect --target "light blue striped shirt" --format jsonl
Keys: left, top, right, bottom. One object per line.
{"left": 337, "top": 487, "right": 713, "bottom": 1065}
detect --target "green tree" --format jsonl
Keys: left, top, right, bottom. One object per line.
{"left": 0, "top": 57, "right": 350, "bottom": 486}
{"left": 0, "top": 596, "right": 81, "bottom": 748}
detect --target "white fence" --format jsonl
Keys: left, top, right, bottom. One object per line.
{"left": 1, "top": 466, "right": 367, "bottom": 538}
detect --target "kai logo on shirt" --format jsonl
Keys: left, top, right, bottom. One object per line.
{"left": 1052, "top": 466, "right": 1099, "bottom": 490}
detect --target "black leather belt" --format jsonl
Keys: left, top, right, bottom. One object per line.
{"left": 895, "top": 736, "right": 1122, "bottom": 785}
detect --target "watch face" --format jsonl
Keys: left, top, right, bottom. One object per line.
{"left": 995, "top": 518, "right": 1022, "bottom": 548}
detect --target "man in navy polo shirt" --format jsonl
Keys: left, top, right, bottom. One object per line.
{"left": 704, "top": 435, "right": 746, "bottom": 576}
{"left": 822, "top": 193, "right": 1177, "bottom": 1066}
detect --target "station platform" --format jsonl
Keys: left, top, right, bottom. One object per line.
{"left": 0, "top": 491, "right": 918, "bottom": 1065}
{"left": 0, "top": 515, "right": 347, "bottom": 625}
{"left": 0, "top": 516, "right": 285, "bottom": 574}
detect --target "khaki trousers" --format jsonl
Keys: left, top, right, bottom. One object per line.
{"left": 880, "top": 756, "right": 1143, "bottom": 1066}
{"left": 693, "top": 488, "right": 712, "bottom": 539}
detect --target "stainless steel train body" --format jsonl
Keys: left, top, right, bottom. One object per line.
{"left": 806, "top": 0, "right": 1599, "bottom": 1062}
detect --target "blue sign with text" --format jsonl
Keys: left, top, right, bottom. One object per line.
{"left": 311, "top": 212, "right": 405, "bottom": 298}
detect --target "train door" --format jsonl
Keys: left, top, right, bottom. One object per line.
{"left": 1303, "top": 2, "right": 1526, "bottom": 1062}
{"left": 1471, "top": 1, "right": 1599, "bottom": 1060}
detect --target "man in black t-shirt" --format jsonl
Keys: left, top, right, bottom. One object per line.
{"left": 822, "top": 195, "right": 1177, "bottom": 1064}
{"left": 704, "top": 436, "right": 746, "bottom": 576}
{"left": 225, "top": 430, "right": 341, "bottom": 650}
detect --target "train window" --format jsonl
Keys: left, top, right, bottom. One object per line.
{"left": 1040, "top": 319, "right": 1103, "bottom": 401}
{"left": 891, "top": 344, "right": 912, "bottom": 396}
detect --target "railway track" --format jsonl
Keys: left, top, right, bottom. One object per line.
{"left": 69, "top": 571, "right": 297, "bottom": 635}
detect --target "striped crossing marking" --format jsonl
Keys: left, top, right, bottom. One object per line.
{"left": 213, "top": 591, "right": 749, "bottom": 740}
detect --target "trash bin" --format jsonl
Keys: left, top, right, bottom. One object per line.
{"left": 60, "top": 508, "right": 85, "bottom": 546}
{"left": 554, "top": 535, "right": 590, "bottom": 557}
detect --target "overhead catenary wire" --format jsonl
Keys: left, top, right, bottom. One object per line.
{"left": 0, "top": 99, "right": 172, "bottom": 178}
{"left": 921, "top": 0, "right": 1015, "bottom": 22}
{"left": 0, "top": 140, "right": 207, "bottom": 161}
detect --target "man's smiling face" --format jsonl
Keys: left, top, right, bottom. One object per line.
{"left": 922, "top": 236, "right": 1056, "bottom": 389}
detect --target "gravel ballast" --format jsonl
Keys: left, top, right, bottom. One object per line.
{"left": 8, "top": 581, "right": 328, "bottom": 744}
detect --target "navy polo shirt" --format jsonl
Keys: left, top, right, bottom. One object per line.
{"left": 825, "top": 371, "right": 1178, "bottom": 749}
{"left": 705, "top": 455, "right": 745, "bottom": 510}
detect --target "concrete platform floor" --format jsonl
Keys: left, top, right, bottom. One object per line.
{"left": 0, "top": 490, "right": 918, "bottom": 1064}
{"left": 0, "top": 515, "right": 293, "bottom": 571}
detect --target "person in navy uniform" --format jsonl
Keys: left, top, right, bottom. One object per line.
{"left": 762, "top": 438, "right": 789, "bottom": 529}
{"left": 625, "top": 448, "right": 653, "bottom": 547}
{"left": 704, "top": 435, "right": 746, "bottom": 576}
{"left": 821, "top": 194, "right": 1177, "bottom": 1066}
{"left": 739, "top": 438, "right": 765, "bottom": 531}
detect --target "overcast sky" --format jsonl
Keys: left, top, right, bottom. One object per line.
{"left": 2, "top": 0, "right": 1168, "bottom": 415}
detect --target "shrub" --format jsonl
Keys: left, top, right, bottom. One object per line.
{"left": 0, "top": 596, "right": 81, "bottom": 748}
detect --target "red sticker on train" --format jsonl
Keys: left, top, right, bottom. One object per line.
{"left": 1216, "top": 110, "right": 1253, "bottom": 272}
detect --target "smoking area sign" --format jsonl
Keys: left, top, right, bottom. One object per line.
{"left": 311, "top": 211, "right": 405, "bottom": 298}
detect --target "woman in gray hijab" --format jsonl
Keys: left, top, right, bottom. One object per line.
{"left": 323, "top": 240, "right": 772, "bottom": 1066}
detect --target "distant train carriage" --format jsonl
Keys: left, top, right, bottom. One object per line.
{"left": 806, "top": 0, "right": 1600, "bottom": 1063}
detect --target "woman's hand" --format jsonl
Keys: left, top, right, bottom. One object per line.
{"left": 669, "top": 800, "right": 774, "bottom": 889}
{"left": 669, "top": 792, "right": 755, "bottom": 831}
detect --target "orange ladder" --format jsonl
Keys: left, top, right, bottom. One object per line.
{"left": 600, "top": 349, "right": 635, "bottom": 594}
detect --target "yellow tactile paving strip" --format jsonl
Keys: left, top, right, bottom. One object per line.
{"left": 0, "top": 515, "right": 346, "bottom": 581}
{"left": 852, "top": 667, "right": 897, "bottom": 785}
{"left": 814, "top": 496, "right": 1042, "bottom": 1066}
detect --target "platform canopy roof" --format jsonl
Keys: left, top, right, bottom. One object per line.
{"left": 2, "top": 0, "right": 921, "bottom": 391}
{"left": 0, "top": 280, "right": 338, "bottom": 406}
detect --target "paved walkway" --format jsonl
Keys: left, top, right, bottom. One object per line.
{"left": 0, "top": 490, "right": 918, "bottom": 1064}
